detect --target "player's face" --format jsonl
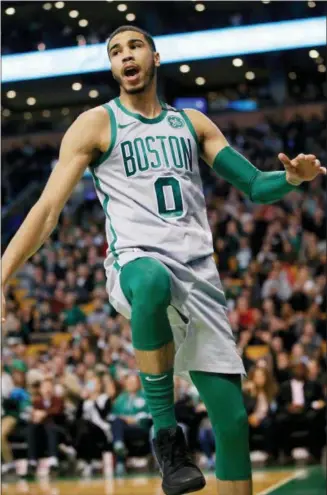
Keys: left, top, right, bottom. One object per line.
{"left": 109, "top": 31, "right": 160, "bottom": 95}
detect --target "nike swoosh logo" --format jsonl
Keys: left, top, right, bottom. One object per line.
{"left": 118, "top": 122, "right": 134, "bottom": 129}
{"left": 145, "top": 375, "right": 167, "bottom": 382}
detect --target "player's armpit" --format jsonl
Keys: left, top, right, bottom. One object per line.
{"left": 182, "top": 108, "right": 229, "bottom": 166}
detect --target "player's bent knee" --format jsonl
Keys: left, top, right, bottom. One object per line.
{"left": 120, "top": 257, "right": 174, "bottom": 351}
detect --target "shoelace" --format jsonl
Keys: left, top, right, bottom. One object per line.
{"left": 160, "top": 434, "right": 193, "bottom": 471}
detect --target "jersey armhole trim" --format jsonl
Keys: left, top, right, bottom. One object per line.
{"left": 180, "top": 110, "right": 201, "bottom": 154}
{"left": 92, "top": 104, "right": 117, "bottom": 168}
{"left": 90, "top": 167, "right": 121, "bottom": 271}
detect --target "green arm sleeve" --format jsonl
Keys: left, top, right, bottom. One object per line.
{"left": 213, "top": 146, "right": 299, "bottom": 204}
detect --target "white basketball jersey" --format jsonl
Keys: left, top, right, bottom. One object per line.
{"left": 90, "top": 98, "right": 213, "bottom": 269}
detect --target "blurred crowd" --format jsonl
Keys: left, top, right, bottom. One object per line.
{"left": 2, "top": 1, "right": 322, "bottom": 55}
{"left": 208, "top": 79, "right": 327, "bottom": 112}
{"left": 2, "top": 79, "right": 326, "bottom": 141}
{"left": 1, "top": 111, "right": 326, "bottom": 478}
{"left": 2, "top": 143, "right": 57, "bottom": 207}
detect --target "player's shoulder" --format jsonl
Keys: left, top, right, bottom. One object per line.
{"left": 62, "top": 105, "right": 112, "bottom": 149}
{"left": 76, "top": 104, "right": 111, "bottom": 127}
{"left": 67, "top": 105, "right": 112, "bottom": 143}
{"left": 183, "top": 108, "right": 207, "bottom": 123}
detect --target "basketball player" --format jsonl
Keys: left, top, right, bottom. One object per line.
{"left": 2, "top": 26, "right": 326, "bottom": 495}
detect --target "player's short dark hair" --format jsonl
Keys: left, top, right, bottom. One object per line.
{"left": 107, "top": 25, "right": 156, "bottom": 55}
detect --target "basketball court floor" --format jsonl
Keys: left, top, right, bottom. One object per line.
{"left": 2, "top": 466, "right": 325, "bottom": 495}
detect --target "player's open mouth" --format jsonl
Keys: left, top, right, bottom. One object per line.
{"left": 123, "top": 65, "right": 141, "bottom": 83}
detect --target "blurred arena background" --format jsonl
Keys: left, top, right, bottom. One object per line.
{"left": 1, "top": 1, "right": 326, "bottom": 494}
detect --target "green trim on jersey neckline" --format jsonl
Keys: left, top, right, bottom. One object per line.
{"left": 180, "top": 110, "right": 201, "bottom": 153}
{"left": 92, "top": 103, "right": 117, "bottom": 168}
{"left": 90, "top": 168, "right": 121, "bottom": 271}
{"left": 114, "top": 97, "right": 168, "bottom": 124}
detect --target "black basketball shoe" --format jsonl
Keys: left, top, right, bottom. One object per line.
{"left": 153, "top": 426, "right": 206, "bottom": 495}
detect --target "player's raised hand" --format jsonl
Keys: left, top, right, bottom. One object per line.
{"left": 278, "top": 153, "right": 327, "bottom": 185}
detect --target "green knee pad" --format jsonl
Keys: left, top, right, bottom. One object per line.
{"left": 190, "top": 371, "right": 251, "bottom": 481}
{"left": 120, "top": 257, "right": 173, "bottom": 351}
{"left": 121, "top": 257, "right": 177, "bottom": 433}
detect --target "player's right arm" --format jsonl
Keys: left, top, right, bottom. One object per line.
{"left": 184, "top": 108, "right": 326, "bottom": 201}
{"left": 1, "top": 107, "right": 110, "bottom": 320}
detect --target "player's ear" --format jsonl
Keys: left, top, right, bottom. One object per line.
{"left": 154, "top": 51, "right": 160, "bottom": 68}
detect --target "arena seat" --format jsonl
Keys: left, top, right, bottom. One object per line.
{"left": 52, "top": 333, "right": 72, "bottom": 346}
{"left": 80, "top": 301, "right": 96, "bottom": 315}
{"left": 14, "top": 288, "right": 29, "bottom": 302}
{"left": 26, "top": 344, "right": 48, "bottom": 355}
{"left": 9, "top": 278, "right": 20, "bottom": 287}
{"left": 21, "top": 298, "right": 37, "bottom": 307}
{"left": 245, "top": 346, "right": 269, "bottom": 361}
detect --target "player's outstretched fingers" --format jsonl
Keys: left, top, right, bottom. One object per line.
{"left": 278, "top": 153, "right": 295, "bottom": 170}
{"left": 278, "top": 152, "right": 291, "bottom": 164}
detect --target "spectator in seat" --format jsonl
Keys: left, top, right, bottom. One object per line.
{"left": 235, "top": 296, "right": 256, "bottom": 329}
{"left": 87, "top": 297, "right": 108, "bottom": 327}
{"left": 257, "top": 242, "right": 277, "bottom": 275}
{"left": 83, "top": 351, "right": 97, "bottom": 371}
{"left": 51, "top": 355, "right": 81, "bottom": 405}
{"left": 75, "top": 362, "right": 87, "bottom": 387}
{"left": 76, "top": 264, "right": 93, "bottom": 293}
{"left": 276, "top": 363, "right": 326, "bottom": 463}
{"left": 102, "top": 372, "right": 118, "bottom": 402}
{"left": 65, "top": 269, "right": 77, "bottom": 293}
{"left": 243, "top": 366, "right": 278, "bottom": 463}
{"left": 274, "top": 351, "right": 291, "bottom": 385}
{"left": 44, "top": 272, "right": 58, "bottom": 295}
{"left": 236, "top": 237, "right": 252, "bottom": 275}
{"left": 75, "top": 374, "right": 112, "bottom": 477}
{"left": 172, "top": 377, "right": 203, "bottom": 454}
{"left": 1, "top": 361, "right": 14, "bottom": 400}
{"left": 299, "top": 321, "right": 322, "bottom": 358}
{"left": 307, "top": 359, "right": 327, "bottom": 392}
{"left": 35, "top": 301, "right": 58, "bottom": 333}
{"left": 197, "top": 403, "right": 215, "bottom": 470}
{"left": 50, "top": 286, "right": 66, "bottom": 315}
{"left": 94, "top": 268, "right": 106, "bottom": 289}
{"left": 290, "top": 343, "right": 307, "bottom": 366}
{"left": 111, "top": 373, "right": 151, "bottom": 476}
{"left": 60, "top": 292, "right": 86, "bottom": 328}
{"left": 1, "top": 366, "right": 31, "bottom": 475}
{"left": 27, "top": 378, "right": 64, "bottom": 475}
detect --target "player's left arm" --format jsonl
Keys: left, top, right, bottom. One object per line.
{"left": 184, "top": 109, "right": 326, "bottom": 204}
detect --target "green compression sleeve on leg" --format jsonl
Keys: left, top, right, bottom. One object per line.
{"left": 120, "top": 257, "right": 173, "bottom": 350}
{"left": 139, "top": 369, "right": 177, "bottom": 434}
{"left": 213, "top": 146, "right": 298, "bottom": 204}
{"left": 190, "top": 371, "right": 251, "bottom": 481}
{"left": 120, "top": 257, "right": 177, "bottom": 433}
